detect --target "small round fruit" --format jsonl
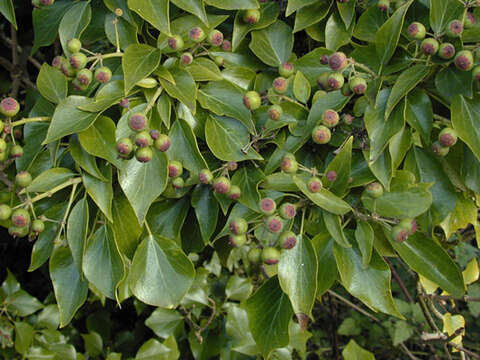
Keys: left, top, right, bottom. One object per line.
{"left": 279, "top": 202, "right": 296, "bottom": 219}
{"left": 268, "top": 104, "right": 283, "bottom": 121}
{"left": 154, "top": 134, "right": 171, "bottom": 152}
{"left": 399, "top": 218, "right": 417, "bottom": 235}
{"left": 94, "top": 66, "right": 112, "bottom": 83}
{"left": 40, "top": 0, "right": 55, "bottom": 5}
{"left": 60, "top": 58, "right": 75, "bottom": 77}
{"left": 229, "top": 217, "right": 248, "bottom": 235}
{"left": 150, "top": 129, "right": 160, "bottom": 140}
{"left": 189, "top": 27, "right": 205, "bottom": 43}
{"left": 72, "top": 78, "right": 88, "bottom": 92}
{"left": 259, "top": 197, "right": 276, "bottom": 215}
{"left": 320, "top": 54, "right": 329, "bottom": 65}
{"left": 0, "top": 192, "right": 9, "bottom": 203}
{"left": 278, "top": 62, "right": 294, "bottom": 78}
{"left": 265, "top": 215, "right": 283, "bottom": 233}
{"left": 312, "top": 90, "right": 327, "bottom": 103}
{"left": 15, "top": 171, "right": 32, "bottom": 188}
{"left": 76, "top": 69, "right": 93, "bottom": 86}
{"left": 0, "top": 97, "right": 20, "bottom": 117}
{"left": 392, "top": 224, "right": 409, "bottom": 243}
{"left": 273, "top": 77, "right": 288, "bottom": 94}
{"left": 172, "top": 177, "right": 184, "bottom": 189}
{"left": 10, "top": 145, "right": 23, "bottom": 159}
{"left": 308, "top": 176, "right": 323, "bottom": 193}
{"left": 168, "top": 160, "right": 183, "bottom": 178}
{"left": 326, "top": 170, "right": 337, "bottom": 182}
{"left": 31, "top": 219, "right": 45, "bottom": 233}
{"left": 69, "top": 52, "right": 87, "bottom": 69}
{"left": 365, "top": 182, "right": 384, "bottom": 198}
{"left": 67, "top": 38, "right": 82, "bottom": 53}
{"left": 180, "top": 52, "right": 193, "bottom": 65}
{"left": 473, "top": 66, "right": 480, "bottom": 82}
{"left": 9, "top": 225, "right": 28, "bottom": 238}
{"left": 221, "top": 40, "right": 232, "bottom": 52}
{"left": 322, "top": 109, "right": 340, "bottom": 128}
{"left": 349, "top": 76, "right": 367, "bottom": 95}
{"left": 316, "top": 72, "right": 331, "bottom": 90}
{"left": 199, "top": 169, "right": 213, "bottom": 184}
{"left": 281, "top": 153, "right": 298, "bottom": 173}
{"left": 214, "top": 56, "right": 224, "bottom": 67}
{"left": 11, "top": 208, "right": 30, "bottom": 228}
{"left": 438, "top": 128, "right": 458, "bottom": 147}
{"left": 134, "top": 131, "right": 153, "bottom": 148}
{"left": 213, "top": 176, "right": 231, "bottom": 194}
{"left": 438, "top": 43, "right": 456, "bottom": 60}
{"left": 135, "top": 147, "right": 153, "bottom": 163}
{"left": 279, "top": 231, "right": 297, "bottom": 249}
{"left": 243, "top": 9, "right": 261, "bottom": 24}
{"left": 421, "top": 38, "right": 439, "bottom": 56}
{"left": 129, "top": 113, "right": 147, "bottom": 132}
{"left": 229, "top": 234, "right": 247, "bottom": 247}
{"left": 464, "top": 12, "right": 476, "bottom": 29}
{"left": 243, "top": 91, "right": 261, "bottom": 110}
{"left": 328, "top": 52, "right": 348, "bottom": 71}
{"left": 312, "top": 125, "right": 331, "bottom": 144}
{"left": 432, "top": 140, "right": 450, "bottom": 156}
{"left": 407, "top": 22, "right": 426, "bottom": 40}
{"left": 342, "top": 113, "right": 354, "bottom": 125}
{"left": 226, "top": 161, "right": 238, "bottom": 171}
{"left": 446, "top": 19, "right": 463, "bottom": 38}
{"left": 116, "top": 138, "right": 133, "bottom": 157}
{"left": 248, "top": 248, "right": 262, "bottom": 264}
{"left": 52, "top": 56, "right": 64, "bottom": 69}
{"left": 228, "top": 185, "right": 242, "bottom": 200}
{"left": 378, "top": 0, "right": 390, "bottom": 11}
{"left": 208, "top": 29, "right": 224, "bottom": 46}
{"left": 327, "top": 72, "right": 344, "bottom": 90}
{"left": 167, "top": 35, "right": 184, "bottom": 51}
{"left": 0, "top": 204, "right": 12, "bottom": 220}
{"left": 454, "top": 50, "right": 474, "bottom": 71}
{"left": 262, "top": 247, "right": 281, "bottom": 265}
{"left": 341, "top": 83, "right": 353, "bottom": 97}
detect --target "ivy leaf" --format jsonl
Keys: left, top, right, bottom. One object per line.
{"left": 0, "top": 0, "right": 16, "bottom": 29}
{"left": 122, "top": 44, "right": 161, "bottom": 93}
{"left": 323, "top": 211, "right": 351, "bottom": 248}
{"left": 66, "top": 196, "right": 89, "bottom": 272}
{"left": 58, "top": 1, "right": 91, "bottom": 55}
{"left": 171, "top": 0, "right": 208, "bottom": 25}
{"left": 451, "top": 94, "right": 480, "bottom": 162}
{"left": 159, "top": 67, "right": 197, "bottom": 113}
{"left": 191, "top": 185, "right": 219, "bottom": 244}
{"left": 37, "top": 64, "right": 67, "bottom": 104}
{"left": 145, "top": 308, "right": 183, "bottom": 339}
{"left": 293, "top": 71, "right": 311, "bottom": 104}
{"left": 342, "top": 339, "right": 375, "bottom": 360}
{"left": 83, "top": 163, "right": 114, "bottom": 222}
{"left": 325, "top": 11, "right": 354, "bottom": 51}
{"left": 127, "top": 0, "right": 169, "bottom": 34}
{"left": 293, "top": 1, "right": 331, "bottom": 33}
{"left": 249, "top": 21, "right": 293, "bottom": 67}
{"left": 231, "top": 166, "right": 264, "bottom": 211}
{"left": 355, "top": 221, "right": 374, "bottom": 268}
{"left": 430, "top": 0, "right": 464, "bottom": 34}
{"left": 312, "top": 236, "right": 337, "bottom": 297}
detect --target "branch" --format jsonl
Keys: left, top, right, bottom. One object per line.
{"left": 385, "top": 257, "right": 414, "bottom": 303}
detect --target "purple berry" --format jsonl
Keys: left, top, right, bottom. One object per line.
{"left": 259, "top": 198, "right": 276, "bottom": 215}
{"left": 328, "top": 52, "right": 348, "bottom": 71}
{"left": 279, "top": 231, "right": 297, "bottom": 249}
{"left": 199, "top": 169, "right": 213, "bottom": 184}
{"left": 168, "top": 161, "right": 183, "bottom": 178}
{"left": 308, "top": 177, "right": 323, "bottom": 193}
{"left": 0, "top": 97, "right": 20, "bottom": 117}
{"left": 213, "top": 176, "right": 231, "bottom": 194}
{"left": 438, "top": 128, "right": 458, "bottom": 147}
{"left": 279, "top": 203, "right": 296, "bottom": 219}
{"left": 129, "top": 113, "right": 147, "bottom": 132}
{"left": 265, "top": 215, "right": 283, "bottom": 233}
{"left": 229, "top": 217, "right": 248, "bottom": 235}
{"left": 154, "top": 134, "right": 171, "bottom": 152}
{"left": 208, "top": 30, "right": 224, "bottom": 46}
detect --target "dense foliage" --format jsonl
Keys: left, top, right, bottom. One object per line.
{"left": 0, "top": 0, "right": 480, "bottom": 358}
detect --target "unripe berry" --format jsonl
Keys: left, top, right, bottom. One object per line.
{"left": 365, "top": 182, "right": 383, "bottom": 198}
{"left": 320, "top": 55, "right": 329, "bottom": 65}
{"left": 60, "top": 58, "right": 75, "bottom": 77}
{"left": 189, "top": 27, "right": 205, "bottom": 43}
{"left": 214, "top": 56, "right": 225, "bottom": 67}
{"left": 407, "top": 22, "right": 426, "bottom": 40}
{"left": 473, "top": 66, "right": 480, "bottom": 82}
{"left": 172, "top": 177, "right": 184, "bottom": 189}
{"left": 76, "top": 68, "right": 93, "bottom": 86}
{"left": 399, "top": 218, "right": 417, "bottom": 235}
{"left": 229, "top": 217, "right": 248, "bottom": 235}
{"left": 279, "top": 202, "right": 296, "bottom": 219}
{"left": 268, "top": 104, "right": 283, "bottom": 121}
{"left": 213, "top": 176, "right": 231, "bottom": 194}
{"left": 67, "top": 38, "right": 82, "bottom": 53}
{"left": 0, "top": 204, "right": 12, "bottom": 220}
{"left": 129, "top": 113, "right": 147, "bottom": 132}
{"left": 32, "top": 219, "right": 45, "bottom": 233}
{"left": 455, "top": 50, "right": 474, "bottom": 71}
{"left": 168, "top": 160, "right": 183, "bottom": 178}
{"left": 221, "top": 40, "right": 232, "bottom": 52}
{"left": 248, "top": 248, "right": 262, "bottom": 264}
{"left": 328, "top": 52, "right": 348, "bottom": 71}
{"left": 392, "top": 224, "right": 409, "bottom": 243}
{"left": 342, "top": 113, "right": 354, "bottom": 125}
{"left": 208, "top": 29, "right": 224, "bottom": 46}
{"left": 154, "top": 134, "right": 171, "bottom": 152}
{"left": 148, "top": 130, "right": 160, "bottom": 141}
{"left": 226, "top": 161, "right": 238, "bottom": 171}
{"left": 446, "top": 19, "right": 463, "bottom": 38}
{"left": 265, "top": 215, "right": 283, "bottom": 233}
{"left": 229, "top": 234, "right": 247, "bottom": 247}
{"left": 307, "top": 176, "right": 323, "bottom": 193}
{"left": 11, "top": 208, "right": 30, "bottom": 228}
{"left": 52, "top": 56, "right": 64, "bottom": 69}
{"left": 9, "top": 225, "right": 28, "bottom": 238}
{"left": 135, "top": 147, "right": 153, "bottom": 163}
{"left": 116, "top": 138, "right": 133, "bottom": 156}
{"left": 312, "top": 90, "right": 327, "bottom": 103}
{"left": 438, "top": 128, "right": 458, "bottom": 147}
{"left": 281, "top": 153, "right": 298, "bottom": 173}
{"left": 10, "top": 145, "right": 23, "bottom": 159}
{"left": 378, "top": 0, "right": 390, "bottom": 11}
{"left": 322, "top": 109, "right": 340, "bottom": 128}
{"left": 278, "top": 62, "right": 294, "bottom": 78}
{"left": 228, "top": 185, "right": 242, "bottom": 200}
{"left": 326, "top": 170, "right": 337, "bottom": 182}
{"left": 349, "top": 76, "right": 367, "bottom": 95}
{"left": 0, "top": 97, "right": 20, "bottom": 117}
{"left": 438, "top": 43, "right": 456, "bottom": 60}
{"left": 69, "top": 52, "right": 87, "bottom": 69}
{"left": 279, "top": 231, "right": 297, "bottom": 249}
{"left": 167, "top": 35, "right": 184, "bottom": 51}
{"left": 0, "top": 139, "right": 6, "bottom": 153}
{"left": 259, "top": 197, "right": 276, "bottom": 215}
{"left": 464, "top": 12, "right": 476, "bottom": 29}
{"left": 243, "top": 9, "right": 261, "bottom": 24}
{"left": 94, "top": 66, "right": 112, "bottom": 83}
{"left": 327, "top": 73, "right": 344, "bottom": 90}
{"left": 15, "top": 171, "right": 32, "bottom": 188}
{"left": 273, "top": 77, "right": 288, "bottom": 94}
{"left": 316, "top": 72, "right": 331, "bottom": 90}
{"left": 432, "top": 140, "right": 450, "bottom": 156}
{"left": 135, "top": 131, "right": 153, "bottom": 148}
{"left": 40, "top": 0, "right": 54, "bottom": 6}
{"left": 243, "top": 91, "right": 261, "bottom": 110}
{"left": 262, "top": 247, "right": 281, "bottom": 265}
{"left": 72, "top": 78, "right": 87, "bottom": 92}
{"left": 180, "top": 52, "right": 193, "bottom": 65}
{"left": 421, "top": 38, "right": 439, "bottom": 56}
{"left": 312, "top": 125, "right": 331, "bottom": 144}
{"left": 199, "top": 169, "right": 213, "bottom": 184}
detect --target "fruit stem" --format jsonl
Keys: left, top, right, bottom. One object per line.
{"left": 350, "top": 61, "right": 377, "bottom": 77}
{"left": 144, "top": 86, "right": 163, "bottom": 114}
{"left": 15, "top": 178, "right": 82, "bottom": 208}
{"left": 87, "top": 52, "right": 124, "bottom": 62}
{"left": 58, "top": 181, "right": 79, "bottom": 240}
{"left": 10, "top": 116, "right": 50, "bottom": 128}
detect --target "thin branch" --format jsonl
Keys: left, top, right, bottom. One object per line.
{"left": 327, "top": 290, "right": 381, "bottom": 324}
{"left": 385, "top": 257, "right": 414, "bottom": 303}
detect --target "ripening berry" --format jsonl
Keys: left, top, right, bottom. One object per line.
{"left": 342, "top": 113, "right": 354, "bottom": 125}
{"left": 473, "top": 66, "right": 480, "bottom": 82}
{"left": 281, "top": 153, "right": 298, "bottom": 173}
{"left": 243, "top": 91, "right": 261, "bottom": 110}
{"left": 322, "top": 109, "right": 340, "bottom": 128}
{"left": 320, "top": 54, "right": 329, "bottom": 65}
{"left": 0, "top": 139, "right": 6, "bottom": 153}
{"left": 326, "top": 170, "right": 337, "bottom": 182}
{"left": 52, "top": 56, "right": 64, "bottom": 69}
{"left": 243, "top": 9, "right": 261, "bottom": 24}
{"left": 10, "top": 145, "right": 23, "bottom": 159}
{"left": 432, "top": 140, "right": 450, "bottom": 156}
{"left": 129, "top": 113, "right": 147, "bottom": 132}
{"left": 229, "top": 217, "right": 248, "bottom": 235}
{"left": 438, "top": 128, "right": 458, "bottom": 147}
{"left": 279, "top": 231, "right": 297, "bottom": 249}
{"left": 72, "top": 78, "right": 88, "bottom": 92}
{"left": 399, "top": 218, "right": 417, "bottom": 235}
{"left": 69, "top": 52, "right": 87, "bottom": 69}
{"left": 308, "top": 177, "right": 323, "bottom": 193}
{"left": 279, "top": 202, "right": 296, "bottom": 219}
{"left": 154, "top": 134, "right": 171, "bottom": 152}
{"left": 349, "top": 76, "right": 367, "bottom": 95}
{"left": 67, "top": 38, "right": 82, "bottom": 53}
{"left": 214, "top": 56, "right": 225, "bottom": 67}
{"left": 464, "top": 12, "right": 476, "bottom": 29}
{"left": 392, "top": 224, "right": 409, "bottom": 243}
{"left": 268, "top": 104, "right": 283, "bottom": 121}
{"left": 116, "top": 138, "right": 133, "bottom": 156}
{"left": 0, "top": 204, "right": 12, "bottom": 221}
{"left": 312, "top": 125, "right": 331, "bottom": 144}
{"left": 9, "top": 225, "right": 28, "bottom": 238}
{"left": 438, "top": 43, "right": 456, "bottom": 60}
{"left": 135, "top": 147, "right": 153, "bottom": 163}
{"left": 327, "top": 73, "right": 344, "bottom": 90}
{"left": 11, "top": 209, "right": 30, "bottom": 228}
{"left": 247, "top": 248, "right": 262, "bottom": 264}
{"left": 312, "top": 90, "right": 327, "bottom": 103}
{"left": 172, "top": 177, "right": 184, "bottom": 189}
{"left": 228, "top": 185, "right": 242, "bottom": 200}
{"left": 446, "top": 19, "right": 463, "bottom": 38}
{"left": 221, "top": 40, "right": 232, "bottom": 52}
{"left": 407, "top": 22, "right": 426, "bottom": 40}
{"left": 229, "top": 234, "right": 247, "bottom": 247}
{"left": 265, "top": 215, "right": 283, "bottom": 233}
{"left": 226, "top": 161, "right": 238, "bottom": 171}
{"left": 365, "top": 182, "right": 383, "bottom": 198}
{"left": 60, "top": 58, "right": 75, "bottom": 77}
{"left": 316, "top": 72, "right": 331, "bottom": 90}
{"left": 455, "top": 50, "right": 474, "bottom": 71}
{"left": 94, "top": 66, "right": 112, "bottom": 83}
{"left": 76, "top": 69, "right": 93, "bottom": 86}
{"left": 32, "top": 219, "right": 45, "bottom": 233}
{"left": 15, "top": 171, "right": 32, "bottom": 188}
{"left": 328, "top": 52, "right": 348, "bottom": 71}
{"left": 278, "top": 62, "right": 294, "bottom": 78}
{"left": 273, "top": 77, "right": 288, "bottom": 94}
{"left": 180, "top": 52, "right": 193, "bottom": 65}
{"left": 189, "top": 27, "right": 206, "bottom": 43}
{"left": 262, "top": 247, "right": 281, "bottom": 265}
{"left": 134, "top": 131, "right": 153, "bottom": 148}
{"left": 208, "top": 29, "right": 224, "bottom": 46}
{"left": 421, "top": 38, "right": 439, "bottom": 56}
{"left": 213, "top": 176, "right": 231, "bottom": 194}
{"left": 259, "top": 197, "right": 276, "bottom": 215}
{"left": 0, "top": 97, "right": 20, "bottom": 117}
{"left": 167, "top": 35, "right": 184, "bottom": 51}
{"left": 150, "top": 130, "right": 160, "bottom": 140}
{"left": 168, "top": 161, "right": 183, "bottom": 178}
{"left": 198, "top": 169, "right": 213, "bottom": 184}
{"left": 378, "top": 0, "right": 390, "bottom": 11}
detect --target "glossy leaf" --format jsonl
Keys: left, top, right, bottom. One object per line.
{"left": 249, "top": 21, "right": 293, "bottom": 67}
{"left": 355, "top": 221, "right": 374, "bottom": 268}
{"left": 452, "top": 95, "right": 480, "bottom": 162}
{"left": 204, "top": 0, "right": 259, "bottom": 10}
{"left": 191, "top": 185, "right": 219, "bottom": 243}
{"left": 32, "top": 2, "right": 72, "bottom": 53}
{"left": 325, "top": 11, "right": 354, "bottom": 51}
{"left": 58, "top": 2, "right": 91, "bottom": 55}
{"left": 111, "top": 191, "right": 142, "bottom": 259}
{"left": 430, "top": 0, "right": 464, "bottom": 34}
{"left": 83, "top": 163, "right": 114, "bottom": 222}
{"left": 0, "top": 0, "right": 16, "bottom": 28}
{"left": 122, "top": 44, "right": 162, "bottom": 93}
{"left": 127, "top": 0, "right": 169, "bottom": 34}
{"left": 322, "top": 136, "right": 353, "bottom": 196}
{"left": 231, "top": 166, "right": 264, "bottom": 211}
{"left": 66, "top": 197, "right": 89, "bottom": 272}
{"left": 159, "top": 67, "right": 197, "bottom": 113}
{"left": 435, "top": 67, "right": 473, "bottom": 103}
{"left": 26, "top": 168, "right": 74, "bottom": 193}
{"left": 37, "top": 64, "right": 67, "bottom": 104}
{"left": 145, "top": 308, "right": 183, "bottom": 339}
{"left": 323, "top": 211, "right": 351, "bottom": 248}
{"left": 405, "top": 89, "right": 433, "bottom": 144}
{"left": 293, "top": 71, "right": 311, "bottom": 104}
{"left": 171, "top": 0, "right": 208, "bottom": 25}
{"left": 342, "top": 339, "right": 375, "bottom": 360}
{"left": 293, "top": 1, "right": 331, "bottom": 33}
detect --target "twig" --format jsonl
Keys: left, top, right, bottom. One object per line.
{"left": 10, "top": 24, "right": 21, "bottom": 98}
{"left": 385, "top": 257, "right": 414, "bottom": 303}
{"left": 327, "top": 290, "right": 381, "bottom": 324}
{"left": 430, "top": 294, "right": 480, "bottom": 302}
{"left": 195, "top": 297, "right": 217, "bottom": 343}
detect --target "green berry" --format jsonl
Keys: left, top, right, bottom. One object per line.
{"left": 213, "top": 176, "right": 231, "bottom": 194}
{"left": 9, "top": 225, "right": 28, "bottom": 238}
{"left": 0, "top": 204, "right": 12, "bottom": 220}
{"left": 69, "top": 52, "right": 87, "bottom": 69}
{"left": 135, "top": 147, "right": 153, "bottom": 163}
{"left": 228, "top": 185, "right": 242, "bottom": 200}
{"left": 365, "top": 182, "right": 384, "bottom": 198}
{"left": 189, "top": 27, "right": 205, "bottom": 43}
{"left": 229, "top": 217, "right": 248, "bottom": 235}
{"left": 279, "top": 202, "right": 296, "bottom": 219}
{"left": 327, "top": 72, "right": 344, "bottom": 90}
{"left": 279, "top": 231, "right": 297, "bottom": 249}
{"left": 154, "top": 134, "right": 171, "bottom": 152}
{"left": 399, "top": 218, "right": 417, "bottom": 235}
{"left": 438, "top": 43, "right": 456, "bottom": 60}
{"left": 134, "top": 131, "right": 153, "bottom": 148}
{"left": 243, "top": 91, "right": 261, "bottom": 110}
{"left": 455, "top": 50, "right": 474, "bottom": 71}
{"left": 278, "top": 62, "right": 294, "bottom": 78}
{"left": 128, "top": 113, "right": 147, "bottom": 132}
{"left": 322, "top": 109, "right": 340, "bottom": 128}
{"left": 11, "top": 208, "right": 30, "bottom": 228}
{"left": 199, "top": 169, "right": 213, "bottom": 184}
{"left": 378, "top": 0, "right": 390, "bottom": 11}
{"left": 60, "top": 57, "right": 75, "bottom": 77}
{"left": 392, "top": 224, "right": 409, "bottom": 243}
{"left": 307, "top": 176, "right": 323, "bottom": 193}
{"left": 214, "top": 56, "right": 224, "bottom": 67}
{"left": 259, "top": 197, "right": 276, "bottom": 215}
{"left": 328, "top": 52, "right": 348, "bottom": 71}
{"left": 15, "top": 171, "right": 32, "bottom": 188}
{"left": 407, "top": 22, "right": 426, "bottom": 40}
{"left": 446, "top": 19, "right": 463, "bottom": 38}
{"left": 76, "top": 68, "right": 93, "bottom": 87}
{"left": 341, "top": 83, "right": 353, "bottom": 97}
{"left": 243, "top": 9, "right": 261, "bottom": 24}
{"left": 180, "top": 52, "right": 193, "bottom": 65}
{"left": 10, "top": 145, "right": 23, "bottom": 159}
{"left": 312, "top": 125, "right": 331, "bottom": 144}
{"left": 273, "top": 77, "right": 288, "bottom": 94}
{"left": 268, "top": 104, "right": 283, "bottom": 121}
{"left": 208, "top": 30, "right": 224, "bottom": 46}
{"left": 349, "top": 76, "right": 367, "bottom": 95}
{"left": 265, "top": 215, "right": 283, "bottom": 233}
{"left": 316, "top": 72, "right": 331, "bottom": 90}
{"left": 438, "top": 128, "right": 458, "bottom": 147}
{"left": 247, "top": 248, "right": 262, "bottom": 264}
{"left": 281, "top": 153, "right": 298, "bottom": 173}
{"left": 421, "top": 38, "right": 439, "bottom": 55}
{"left": 31, "top": 219, "right": 45, "bottom": 233}
{"left": 94, "top": 66, "right": 112, "bottom": 83}
{"left": 168, "top": 160, "right": 183, "bottom": 178}
{"left": 262, "top": 247, "right": 281, "bottom": 265}
{"left": 167, "top": 35, "right": 184, "bottom": 51}
{"left": 464, "top": 12, "right": 476, "bottom": 29}
{"left": 172, "top": 177, "right": 184, "bottom": 189}
{"left": 0, "top": 97, "right": 20, "bottom": 117}
{"left": 116, "top": 138, "right": 133, "bottom": 156}
{"left": 229, "top": 234, "right": 247, "bottom": 247}
{"left": 432, "top": 140, "right": 450, "bottom": 156}
{"left": 67, "top": 38, "right": 82, "bottom": 53}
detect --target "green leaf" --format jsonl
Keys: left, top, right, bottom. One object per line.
{"left": 105, "top": 13, "right": 138, "bottom": 51}
{"left": 122, "top": 44, "right": 161, "bottom": 93}
{"left": 83, "top": 163, "right": 114, "bottom": 222}
{"left": 246, "top": 276, "right": 293, "bottom": 358}
{"left": 322, "top": 136, "right": 353, "bottom": 196}
{"left": 147, "top": 198, "right": 190, "bottom": 241}
{"left": 205, "top": 116, "right": 262, "bottom": 162}
{"left": 26, "top": 168, "right": 74, "bottom": 193}
{"left": 249, "top": 21, "right": 293, "bottom": 67}
{"left": 14, "top": 322, "right": 34, "bottom": 355}
{"left": 145, "top": 308, "right": 183, "bottom": 339}
{"left": 111, "top": 192, "right": 141, "bottom": 259}
{"left": 323, "top": 211, "right": 351, "bottom": 248}
{"left": 187, "top": 58, "right": 222, "bottom": 82}
{"left": 353, "top": 5, "right": 386, "bottom": 42}
{"left": 127, "top": 0, "right": 169, "bottom": 34}
{"left": 452, "top": 94, "right": 480, "bottom": 162}
{"left": 337, "top": 0, "right": 357, "bottom": 28}
{"left": 392, "top": 321, "right": 414, "bottom": 346}
{"left": 293, "top": 71, "right": 311, "bottom": 104}
{"left": 37, "top": 64, "right": 67, "bottom": 104}
{"left": 325, "top": 11, "right": 354, "bottom": 51}
{"left": 405, "top": 89, "right": 433, "bottom": 144}
{"left": 385, "top": 64, "right": 430, "bottom": 120}
{"left": 355, "top": 221, "right": 374, "bottom": 268}
{"left": 293, "top": 176, "right": 352, "bottom": 215}
{"left": 278, "top": 236, "right": 318, "bottom": 319}
{"left": 430, "top": 0, "right": 464, "bottom": 34}
{"left": 231, "top": 166, "right": 264, "bottom": 211}
{"left": 50, "top": 247, "right": 88, "bottom": 327}
{"left": 198, "top": 80, "right": 254, "bottom": 133}
{"left": 435, "top": 67, "right": 473, "bottom": 103}
{"left": 32, "top": 2, "right": 72, "bottom": 53}
{"left": 159, "top": 67, "right": 197, "bottom": 113}
{"left": 66, "top": 197, "right": 89, "bottom": 272}
{"left": 226, "top": 305, "right": 258, "bottom": 355}
{"left": 0, "top": 0, "right": 16, "bottom": 28}
{"left": 334, "top": 240, "right": 404, "bottom": 318}
{"left": 342, "top": 339, "right": 375, "bottom": 360}
{"left": 69, "top": 135, "right": 105, "bottom": 180}
{"left": 58, "top": 2, "right": 91, "bottom": 55}
{"left": 388, "top": 232, "right": 465, "bottom": 298}
{"left": 171, "top": 0, "right": 208, "bottom": 25}
{"left": 83, "top": 224, "right": 124, "bottom": 299}
{"left": 293, "top": 1, "right": 331, "bottom": 33}
{"left": 286, "top": 0, "right": 317, "bottom": 16}
{"left": 204, "top": 0, "right": 259, "bottom": 10}
{"left": 225, "top": 275, "right": 253, "bottom": 302}
{"left": 156, "top": 93, "right": 172, "bottom": 129}
{"left": 191, "top": 185, "right": 219, "bottom": 243}
{"left": 312, "top": 236, "right": 337, "bottom": 297}
{"left": 82, "top": 332, "right": 103, "bottom": 357}
{"left": 129, "top": 235, "right": 195, "bottom": 307}
{"left": 119, "top": 151, "right": 168, "bottom": 224}
{"left": 375, "top": 0, "right": 412, "bottom": 67}
{"left": 135, "top": 337, "right": 177, "bottom": 360}
{"left": 79, "top": 80, "right": 125, "bottom": 113}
